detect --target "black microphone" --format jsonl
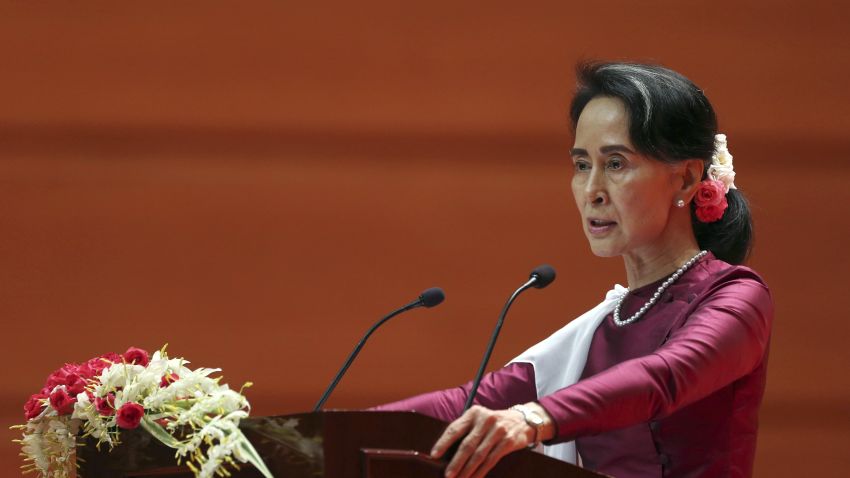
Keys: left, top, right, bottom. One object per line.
{"left": 313, "top": 287, "right": 445, "bottom": 411}
{"left": 463, "top": 265, "right": 556, "bottom": 411}
{"left": 529, "top": 264, "right": 556, "bottom": 289}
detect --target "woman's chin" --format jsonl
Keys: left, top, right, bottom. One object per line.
{"left": 587, "top": 244, "right": 622, "bottom": 258}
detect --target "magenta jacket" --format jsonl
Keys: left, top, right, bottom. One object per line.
{"left": 374, "top": 254, "right": 774, "bottom": 477}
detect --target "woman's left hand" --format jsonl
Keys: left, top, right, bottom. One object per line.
{"left": 430, "top": 404, "right": 550, "bottom": 478}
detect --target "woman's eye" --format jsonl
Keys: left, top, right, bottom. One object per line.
{"left": 607, "top": 157, "right": 624, "bottom": 170}
{"left": 573, "top": 160, "right": 590, "bottom": 171}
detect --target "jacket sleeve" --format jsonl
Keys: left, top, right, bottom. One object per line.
{"left": 370, "top": 361, "right": 538, "bottom": 423}
{"left": 538, "top": 276, "right": 773, "bottom": 442}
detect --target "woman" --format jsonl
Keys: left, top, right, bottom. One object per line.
{"left": 374, "top": 62, "right": 773, "bottom": 478}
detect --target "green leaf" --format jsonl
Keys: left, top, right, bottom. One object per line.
{"left": 234, "top": 432, "right": 274, "bottom": 478}
{"left": 140, "top": 416, "right": 182, "bottom": 449}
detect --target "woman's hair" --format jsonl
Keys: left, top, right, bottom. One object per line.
{"left": 569, "top": 61, "right": 753, "bottom": 264}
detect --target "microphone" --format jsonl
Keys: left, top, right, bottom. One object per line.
{"left": 463, "top": 265, "right": 556, "bottom": 411}
{"left": 529, "top": 264, "right": 556, "bottom": 289}
{"left": 313, "top": 287, "right": 445, "bottom": 411}
{"left": 419, "top": 287, "right": 446, "bottom": 308}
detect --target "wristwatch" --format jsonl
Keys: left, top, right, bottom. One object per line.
{"left": 510, "top": 404, "right": 544, "bottom": 449}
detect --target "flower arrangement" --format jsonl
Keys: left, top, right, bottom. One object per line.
{"left": 695, "top": 134, "right": 737, "bottom": 223}
{"left": 13, "top": 346, "right": 273, "bottom": 478}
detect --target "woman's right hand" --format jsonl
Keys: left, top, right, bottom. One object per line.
{"left": 430, "top": 403, "right": 554, "bottom": 478}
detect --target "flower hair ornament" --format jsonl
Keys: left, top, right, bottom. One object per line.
{"left": 693, "top": 134, "right": 737, "bottom": 223}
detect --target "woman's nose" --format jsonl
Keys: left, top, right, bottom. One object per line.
{"left": 585, "top": 168, "right": 608, "bottom": 205}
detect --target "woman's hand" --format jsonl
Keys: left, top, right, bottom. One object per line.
{"left": 430, "top": 403, "right": 554, "bottom": 478}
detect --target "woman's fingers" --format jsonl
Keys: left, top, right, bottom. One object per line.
{"left": 447, "top": 412, "right": 503, "bottom": 478}
{"left": 431, "top": 407, "right": 477, "bottom": 459}
{"left": 433, "top": 406, "right": 533, "bottom": 478}
{"left": 469, "top": 438, "right": 514, "bottom": 478}
{"left": 461, "top": 418, "right": 514, "bottom": 478}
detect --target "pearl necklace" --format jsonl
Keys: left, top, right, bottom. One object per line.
{"left": 613, "top": 250, "right": 708, "bottom": 327}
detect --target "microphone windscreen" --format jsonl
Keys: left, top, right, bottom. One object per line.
{"left": 530, "top": 264, "right": 556, "bottom": 289}
{"left": 419, "top": 287, "right": 445, "bottom": 308}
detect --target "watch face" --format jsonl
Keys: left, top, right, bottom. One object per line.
{"left": 515, "top": 405, "right": 543, "bottom": 426}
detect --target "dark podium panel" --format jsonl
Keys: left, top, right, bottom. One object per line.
{"left": 77, "top": 411, "right": 606, "bottom": 477}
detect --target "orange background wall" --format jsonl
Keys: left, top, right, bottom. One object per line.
{"left": 1, "top": 2, "right": 848, "bottom": 476}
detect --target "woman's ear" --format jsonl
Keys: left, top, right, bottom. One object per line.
{"left": 680, "top": 159, "right": 705, "bottom": 201}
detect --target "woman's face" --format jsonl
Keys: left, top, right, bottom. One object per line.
{"left": 571, "top": 96, "right": 683, "bottom": 259}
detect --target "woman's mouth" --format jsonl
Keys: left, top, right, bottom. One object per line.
{"left": 588, "top": 218, "right": 617, "bottom": 235}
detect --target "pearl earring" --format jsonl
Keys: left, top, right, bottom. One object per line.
{"left": 676, "top": 199, "right": 686, "bottom": 208}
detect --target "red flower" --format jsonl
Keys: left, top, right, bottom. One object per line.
{"left": 65, "top": 373, "right": 87, "bottom": 395}
{"left": 695, "top": 179, "right": 726, "bottom": 207}
{"left": 49, "top": 388, "right": 76, "bottom": 416}
{"left": 79, "top": 353, "right": 121, "bottom": 378}
{"left": 123, "top": 347, "right": 150, "bottom": 367}
{"left": 23, "top": 394, "right": 47, "bottom": 420}
{"left": 44, "top": 363, "right": 80, "bottom": 391}
{"left": 116, "top": 402, "right": 145, "bottom": 429}
{"left": 160, "top": 373, "right": 179, "bottom": 388}
{"left": 695, "top": 197, "right": 728, "bottom": 223}
{"left": 95, "top": 393, "right": 116, "bottom": 416}
{"left": 44, "top": 362, "right": 92, "bottom": 397}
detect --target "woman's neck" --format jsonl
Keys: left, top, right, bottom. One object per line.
{"left": 623, "top": 240, "right": 702, "bottom": 290}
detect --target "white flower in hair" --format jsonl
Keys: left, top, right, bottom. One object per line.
{"left": 708, "top": 133, "right": 736, "bottom": 192}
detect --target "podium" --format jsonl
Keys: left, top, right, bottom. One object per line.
{"left": 77, "top": 411, "right": 606, "bottom": 477}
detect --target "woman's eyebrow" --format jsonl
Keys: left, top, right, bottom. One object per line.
{"left": 599, "top": 144, "right": 636, "bottom": 155}
{"left": 570, "top": 145, "right": 636, "bottom": 157}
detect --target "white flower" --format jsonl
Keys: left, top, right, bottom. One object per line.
{"left": 71, "top": 392, "right": 91, "bottom": 420}
{"left": 712, "top": 134, "right": 733, "bottom": 166}
{"left": 95, "top": 363, "right": 146, "bottom": 396}
{"left": 20, "top": 432, "right": 49, "bottom": 473}
{"left": 709, "top": 133, "right": 737, "bottom": 191}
